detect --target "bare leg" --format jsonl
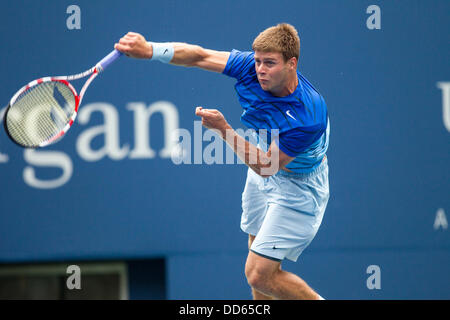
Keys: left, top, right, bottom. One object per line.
{"left": 248, "top": 235, "right": 277, "bottom": 300}
{"left": 245, "top": 249, "right": 322, "bottom": 300}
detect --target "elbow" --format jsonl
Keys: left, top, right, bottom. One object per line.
{"left": 254, "top": 163, "right": 278, "bottom": 178}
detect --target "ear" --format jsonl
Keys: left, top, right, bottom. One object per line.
{"left": 289, "top": 57, "right": 298, "bottom": 70}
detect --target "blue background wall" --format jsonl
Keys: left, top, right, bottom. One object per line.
{"left": 0, "top": 0, "right": 449, "bottom": 299}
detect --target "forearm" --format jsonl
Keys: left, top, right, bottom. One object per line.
{"left": 170, "top": 43, "right": 228, "bottom": 72}
{"left": 169, "top": 43, "right": 206, "bottom": 67}
{"left": 219, "top": 126, "right": 277, "bottom": 177}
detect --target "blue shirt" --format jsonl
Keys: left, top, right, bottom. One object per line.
{"left": 223, "top": 49, "right": 330, "bottom": 173}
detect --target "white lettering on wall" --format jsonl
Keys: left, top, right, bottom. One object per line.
{"left": 23, "top": 149, "right": 73, "bottom": 189}
{"left": 437, "top": 82, "right": 450, "bottom": 132}
{"left": 76, "top": 103, "right": 129, "bottom": 162}
{"left": 127, "top": 101, "right": 179, "bottom": 159}
{"left": 0, "top": 106, "right": 9, "bottom": 163}
{"left": 434, "top": 208, "right": 448, "bottom": 230}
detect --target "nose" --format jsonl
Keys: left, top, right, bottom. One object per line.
{"left": 256, "top": 64, "right": 266, "bottom": 75}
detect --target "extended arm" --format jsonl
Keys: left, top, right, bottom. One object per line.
{"left": 114, "top": 32, "right": 230, "bottom": 73}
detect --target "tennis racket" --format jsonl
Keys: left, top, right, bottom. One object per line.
{"left": 3, "top": 49, "right": 123, "bottom": 148}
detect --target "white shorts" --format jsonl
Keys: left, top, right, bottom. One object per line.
{"left": 241, "top": 157, "right": 329, "bottom": 262}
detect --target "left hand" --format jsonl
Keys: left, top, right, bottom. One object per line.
{"left": 195, "top": 106, "right": 231, "bottom": 136}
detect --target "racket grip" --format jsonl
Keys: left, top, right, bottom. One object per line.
{"left": 97, "top": 49, "right": 123, "bottom": 72}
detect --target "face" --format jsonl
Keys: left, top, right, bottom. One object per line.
{"left": 254, "top": 51, "right": 294, "bottom": 94}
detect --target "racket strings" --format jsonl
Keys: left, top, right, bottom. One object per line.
{"left": 6, "top": 82, "right": 76, "bottom": 147}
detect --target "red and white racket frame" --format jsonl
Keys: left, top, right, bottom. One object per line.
{"left": 6, "top": 49, "right": 122, "bottom": 148}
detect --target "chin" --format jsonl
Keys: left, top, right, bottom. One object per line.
{"left": 259, "top": 82, "right": 270, "bottom": 91}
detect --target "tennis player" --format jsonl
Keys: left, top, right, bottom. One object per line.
{"left": 115, "top": 23, "right": 329, "bottom": 300}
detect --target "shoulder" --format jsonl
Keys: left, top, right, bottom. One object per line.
{"left": 298, "top": 72, "right": 326, "bottom": 105}
{"left": 293, "top": 72, "right": 327, "bottom": 124}
{"left": 223, "top": 49, "right": 255, "bottom": 79}
{"left": 228, "top": 49, "right": 254, "bottom": 62}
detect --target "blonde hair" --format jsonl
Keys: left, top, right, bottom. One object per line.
{"left": 252, "top": 23, "right": 300, "bottom": 62}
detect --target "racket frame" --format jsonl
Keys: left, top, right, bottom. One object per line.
{"left": 4, "top": 49, "right": 121, "bottom": 148}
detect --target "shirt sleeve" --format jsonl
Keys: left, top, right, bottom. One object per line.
{"left": 222, "top": 49, "right": 255, "bottom": 80}
{"left": 275, "top": 126, "right": 324, "bottom": 157}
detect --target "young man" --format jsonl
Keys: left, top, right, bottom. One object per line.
{"left": 115, "top": 23, "right": 330, "bottom": 300}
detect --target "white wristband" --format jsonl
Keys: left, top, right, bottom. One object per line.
{"left": 148, "top": 41, "right": 174, "bottom": 63}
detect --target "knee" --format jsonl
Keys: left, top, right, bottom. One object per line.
{"left": 245, "top": 264, "right": 271, "bottom": 292}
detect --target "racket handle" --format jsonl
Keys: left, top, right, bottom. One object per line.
{"left": 97, "top": 49, "right": 123, "bottom": 72}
